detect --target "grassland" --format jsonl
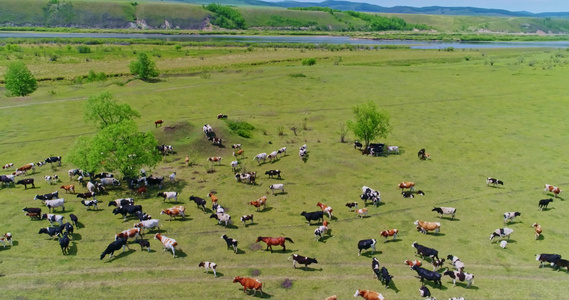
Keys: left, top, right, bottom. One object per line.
{"left": 1, "top": 43, "right": 569, "bottom": 299}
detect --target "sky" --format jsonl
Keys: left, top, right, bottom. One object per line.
{"left": 267, "top": 0, "right": 569, "bottom": 13}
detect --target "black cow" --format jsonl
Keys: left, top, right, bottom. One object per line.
{"left": 358, "top": 239, "right": 377, "bottom": 256}
{"left": 39, "top": 226, "right": 63, "bottom": 239}
{"left": 16, "top": 178, "right": 35, "bottom": 189}
{"left": 112, "top": 205, "right": 143, "bottom": 221}
{"left": 290, "top": 254, "right": 318, "bottom": 270}
{"left": 63, "top": 222, "right": 74, "bottom": 238}
{"left": 134, "top": 211, "right": 152, "bottom": 221}
{"left": 35, "top": 191, "right": 58, "bottom": 201}
{"left": 59, "top": 232, "right": 70, "bottom": 255}
{"left": 372, "top": 257, "right": 381, "bottom": 280}
{"left": 190, "top": 196, "right": 207, "bottom": 212}
{"left": 265, "top": 170, "right": 281, "bottom": 179}
{"left": 412, "top": 265, "right": 442, "bottom": 287}
{"left": 69, "top": 214, "right": 78, "bottom": 227}
{"left": 552, "top": 258, "right": 569, "bottom": 272}
{"left": 419, "top": 286, "right": 431, "bottom": 297}
{"left": 94, "top": 172, "right": 113, "bottom": 179}
{"left": 108, "top": 198, "right": 134, "bottom": 207}
{"left": 76, "top": 192, "right": 96, "bottom": 200}
{"left": 412, "top": 242, "right": 439, "bottom": 261}
{"left": 536, "top": 254, "right": 562, "bottom": 267}
{"left": 221, "top": 234, "right": 238, "bottom": 254}
{"left": 100, "top": 238, "right": 127, "bottom": 260}
{"left": 45, "top": 156, "right": 62, "bottom": 166}
{"left": 0, "top": 175, "right": 15, "bottom": 186}
{"left": 418, "top": 148, "right": 425, "bottom": 159}
{"left": 380, "top": 267, "right": 393, "bottom": 288}
{"left": 354, "top": 141, "right": 363, "bottom": 149}
{"left": 539, "top": 198, "right": 554, "bottom": 211}
{"left": 300, "top": 211, "right": 324, "bottom": 225}
{"left": 23, "top": 207, "right": 41, "bottom": 215}
{"left": 146, "top": 176, "right": 164, "bottom": 188}
{"left": 137, "top": 239, "right": 151, "bottom": 252}
{"left": 345, "top": 202, "right": 358, "bottom": 211}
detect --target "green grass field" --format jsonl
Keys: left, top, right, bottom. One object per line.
{"left": 1, "top": 44, "right": 569, "bottom": 299}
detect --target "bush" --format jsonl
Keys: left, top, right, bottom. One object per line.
{"left": 289, "top": 73, "right": 306, "bottom": 78}
{"left": 4, "top": 61, "right": 37, "bottom": 97}
{"left": 77, "top": 46, "right": 91, "bottom": 53}
{"left": 226, "top": 120, "right": 255, "bottom": 138}
{"left": 302, "top": 58, "right": 316, "bottom": 66}
{"left": 129, "top": 52, "right": 159, "bottom": 81}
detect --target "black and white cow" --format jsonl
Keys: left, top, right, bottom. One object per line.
{"left": 358, "top": 239, "right": 377, "bottom": 256}
{"left": 145, "top": 176, "right": 164, "bottom": 189}
{"left": 265, "top": 170, "right": 281, "bottom": 179}
{"left": 354, "top": 141, "right": 363, "bottom": 149}
{"left": 34, "top": 191, "right": 58, "bottom": 201}
{"left": 44, "top": 156, "right": 62, "bottom": 166}
{"left": 447, "top": 255, "right": 465, "bottom": 272}
{"left": 135, "top": 211, "right": 152, "bottom": 221}
{"left": 539, "top": 198, "right": 554, "bottom": 211}
{"left": 69, "top": 214, "right": 78, "bottom": 227}
{"left": 419, "top": 286, "right": 431, "bottom": 298}
{"left": 290, "top": 254, "right": 318, "bottom": 270}
{"left": 94, "top": 172, "right": 114, "bottom": 179}
{"left": 76, "top": 192, "right": 96, "bottom": 200}
{"left": 551, "top": 258, "right": 569, "bottom": 272}
{"left": 536, "top": 254, "right": 562, "bottom": 267}
{"left": 108, "top": 198, "right": 134, "bottom": 207}
{"left": 0, "top": 175, "right": 15, "bottom": 186}
{"left": 300, "top": 211, "right": 324, "bottom": 225}
{"left": 240, "top": 214, "right": 254, "bottom": 227}
{"left": 45, "top": 199, "right": 65, "bottom": 212}
{"left": 221, "top": 234, "right": 238, "bottom": 254}
{"left": 372, "top": 257, "right": 381, "bottom": 280}
{"left": 42, "top": 213, "right": 64, "bottom": 226}
{"left": 412, "top": 265, "right": 442, "bottom": 287}
{"left": 412, "top": 242, "right": 440, "bottom": 261}
{"left": 59, "top": 232, "right": 70, "bottom": 255}
{"left": 38, "top": 226, "right": 63, "bottom": 239}
{"left": 157, "top": 192, "right": 178, "bottom": 203}
{"left": 489, "top": 228, "right": 514, "bottom": 242}
{"left": 443, "top": 268, "right": 474, "bottom": 288}
{"left": 345, "top": 202, "right": 358, "bottom": 211}
{"left": 112, "top": 205, "right": 143, "bottom": 221}
{"left": 432, "top": 207, "right": 456, "bottom": 219}
{"left": 486, "top": 177, "right": 503, "bottom": 186}
{"left": 361, "top": 186, "right": 381, "bottom": 206}
{"left": 81, "top": 200, "right": 99, "bottom": 210}
{"left": 503, "top": 211, "right": 521, "bottom": 224}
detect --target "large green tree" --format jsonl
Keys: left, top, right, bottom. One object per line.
{"left": 4, "top": 61, "right": 37, "bottom": 97}
{"left": 129, "top": 52, "right": 159, "bottom": 81}
{"left": 347, "top": 101, "right": 392, "bottom": 149}
{"left": 84, "top": 91, "right": 141, "bottom": 129}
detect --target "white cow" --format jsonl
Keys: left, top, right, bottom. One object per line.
{"left": 253, "top": 153, "right": 267, "bottom": 164}
{"left": 387, "top": 146, "right": 399, "bottom": 154}
{"left": 135, "top": 219, "right": 161, "bottom": 234}
{"left": 45, "top": 199, "right": 65, "bottom": 212}
{"left": 269, "top": 183, "right": 284, "bottom": 195}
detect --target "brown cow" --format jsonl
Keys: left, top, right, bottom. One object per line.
{"left": 544, "top": 184, "right": 562, "bottom": 197}
{"left": 398, "top": 181, "right": 415, "bottom": 191}
{"left": 60, "top": 185, "right": 75, "bottom": 194}
{"left": 233, "top": 276, "right": 263, "bottom": 296}
{"left": 160, "top": 206, "right": 186, "bottom": 221}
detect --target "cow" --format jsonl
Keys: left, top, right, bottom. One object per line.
{"left": 60, "top": 184, "right": 75, "bottom": 194}
{"left": 539, "top": 198, "right": 554, "bottom": 211}
{"left": 16, "top": 178, "right": 35, "bottom": 189}
{"left": 217, "top": 114, "right": 228, "bottom": 119}
{"left": 45, "top": 156, "right": 62, "bottom": 166}
{"left": 253, "top": 153, "right": 267, "bottom": 164}
{"left": 277, "top": 147, "right": 287, "bottom": 157}
{"left": 314, "top": 223, "right": 329, "bottom": 241}
{"left": 154, "top": 233, "right": 178, "bottom": 258}
{"left": 289, "top": 254, "right": 318, "bottom": 270}
{"left": 503, "top": 211, "right": 521, "bottom": 224}
{"left": 552, "top": 259, "right": 569, "bottom": 272}
{"left": 0, "top": 175, "right": 15, "bottom": 187}
{"left": 157, "top": 192, "right": 178, "bottom": 203}
{"left": 233, "top": 149, "right": 244, "bottom": 158}
{"left": 137, "top": 186, "right": 147, "bottom": 197}
{"left": 221, "top": 234, "right": 238, "bottom": 254}
{"left": 432, "top": 207, "right": 456, "bottom": 219}
{"left": 160, "top": 206, "right": 186, "bottom": 221}
{"left": 39, "top": 226, "right": 63, "bottom": 239}
{"left": 115, "top": 228, "right": 141, "bottom": 245}
{"left": 412, "top": 265, "right": 442, "bottom": 287}
{"left": 81, "top": 199, "right": 99, "bottom": 210}
{"left": 299, "top": 148, "right": 307, "bottom": 158}
{"left": 134, "top": 211, "right": 152, "bottom": 221}
{"left": 301, "top": 211, "right": 324, "bottom": 225}
{"left": 379, "top": 229, "right": 398, "bottom": 242}
{"left": 0, "top": 233, "right": 13, "bottom": 247}
{"left": 145, "top": 175, "right": 164, "bottom": 189}
{"left": 100, "top": 178, "right": 120, "bottom": 187}
{"left": 137, "top": 239, "right": 151, "bottom": 252}
{"left": 267, "top": 151, "right": 279, "bottom": 162}
{"left": 62, "top": 222, "right": 74, "bottom": 239}
{"left": 233, "top": 276, "right": 263, "bottom": 296}
{"left": 371, "top": 257, "right": 381, "bottom": 279}
{"left": 26, "top": 212, "right": 41, "bottom": 220}
{"left": 45, "top": 199, "right": 65, "bottom": 212}
{"left": 398, "top": 181, "right": 415, "bottom": 191}
{"left": 189, "top": 195, "right": 207, "bottom": 213}
{"left": 412, "top": 242, "right": 439, "bottom": 261}
{"left": 361, "top": 186, "right": 381, "bottom": 206}
{"left": 443, "top": 268, "right": 474, "bottom": 288}
{"left": 265, "top": 170, "right": 281, "bottom": 179}
{"left": 447, "top": 255, "right": 465, "bottom": 272}
{"left": 354, "top": 141, "right": 363, "bottom": 149}
{"left": 94, "top": 172, "right": 114, "bottom": 179}
{"left": 387, "top": 145, "right": 399, "bottom": 154}
{"left": 113, "top": 205, "right": 143, "bottom": 221}
{"left": 419, "top": 285, "right": 431, "bottom": 298}
{"left": 536, "top": 254, "right": 562, "bottom": 267}
{"left": 77, "top": 192, "right": 96, "bottom": 200}
{"left": 240, "top": 214, "right": 254, "bottom": 226}
{"left": 414, "top": 220, "right": 441, "bottom": 234}
{"left": 44, "top": 175, "right": 58, "bottom": 185}
{"left": 17, "top": 163, "right": 34, "bottom": 174}
{"left": 354, "top": 289, "right": 385, "bottom": 300}
{"left": 207, "top": 156, "right": 222, "bottom": 165}
{"left": 355, "top": 208, "right": 368, "bottom": 218}
{"left": 380, "top": 267, "right": 393, "bottom": 288}
{"left": 269, "top": 183, "right": 284, "bottom": 195}
{"left": 58, "top": 232, "right": 70, "bottom": 255}
{"left": 34, "top": 191, "right": 58, "bottom": 201}
{"left": 346, "top": 202, "right": 358, "bottom": 211}
{"left": 490, "top": 227, "right": 514, "bottom": 242}
{"left": 100, "top": 238, "right": 127, "bottom": 260}
{"left": 404, "top": 259, "right": 422, "bottom": 269}
{"left": 486, "top": 177, "right": 504, "bottom": 186}
{"left": 544, "top": 184, "right": 562, "bottom": 197}
{"left": 210, "top": 213, "right": 231, "bottom": 227}
{"left": 231, "top": 144, "right": 242, "bottom": 149}
{"left": 199, "top": 261, "right": 217, "bottom": 277}
{"left": 533, "top": 222, "right": 543, "bottom": 240}
{"left": 316, "top": 202, "right": 333, "bottom": 219}
{"left": 42, "top": 213, "right": 64, "bottom": 226}
{"left": 208, "top": 136, "right": 222, "bottom": 145}
{"left": 2, "top": 163, "right": 14, "bottom": 170}
{"left": 231, "top": 160, "right": 239, "bottom": 172}
{"left": 202, "top": 124, "right": 213, "bottom": 134}
{"left": 358, "top": 239, "right": 377, "bottom": 256}
{"left": 155, "top": 119, "right": 163, "bottom": 127}
{"left": 134, "top": 219, "right": 160, "bottom": 234}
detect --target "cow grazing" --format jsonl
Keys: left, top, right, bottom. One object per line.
{"left": 134, "top": 219, "right": 160, "bottom": 234}
{"left": 316, "top": 202, "right": 333, "bottom": 219}
{"left": 503, "top": 211, "right": 521, "bottom": 224}
{"left": 387, "top": 145, "right": 399, "bottom": 154}
{"left": 221, "top": 234, "right": 238, "bottom": 254}
{"left": 380, "top": 267, "right": 393, "bottom": 288}
{"left": 233, "top": 149, "right": 244, "bottom": 158}
{"left": 533, "top": 223, "right": 543, "bottom": 240}
{"left": 62, "top": 222, "right": 74, "bottom": 238}
{"left": 160, "top": 206, "right": 186, "bottom": 221}
{"left": 404, "top": 259, "right": 422, "bottom": 269}
{"left": 354, "top": 141, "right": 363, "bottom": 149}
{"left": 199, "top": 261, "right": 217, "bottom": 277}
{"left": 0, "top": 233, "right": 13, "bottom": 247}
{"left": 253, "top": 153, "right": 267, "bottom": 164}
{"left": 539, "top": 198, "right": 554, "bottom": 211}
{"left": 415, "top": 220, "right": 441, "bottom": 234}
{"left": 372, "top": 257, "right": 381, "bottom": 279}
{"left": 412, "top": 265, "right": 442, "bottom": 287}
{"left": 202, "top": 124, "right": 213, "bottom": 134}
{"left": 113, "top": 205, "right": 143, "bottom": 221}
{"left": 354, "top": 289, "right": 385, "bottom": 300}
{"left": 207, "top": 156, "right": 222, "bottom": 165}
{"left": 289, "top": 254, "right": 318, "bottom": 270}
{"left": 26, "top": 212, "right": 40, "bottom": 220}
{"left": 361, "top": 186, "right": 381, "bottom": 206}
{"left": 69, "top": 214, "right": 78, "bottom": 227}
{"left": 16, "top": 178, "right": 35, "bottom": 189}
{"left": 267, "top": 151, "right": 279, "bottom": 162}
{"left": 81, "top": 200, "right": 99, "bottom": 210}
{"left": 0, "top": 174, "right": 15, "bottom": 187}
{"left": 551, "top": 259, "right": 569, "bottom": 272}
{"left": 490, "top": 227, "right": 514, "bottom": 242}
{"left": 23, "top": 207, "right": 42, "bottom": 215}
{"left": 135, "top": 211, "right": 152, "bottom": 222}
{"left": 358, "top": 239, "right": 377, "bottom": 256}
{"left": 136, "top": 239, "right": 151, "bottom": 252}
{"left": 2, "top": 163, "right": 14, "bottom": 170}
{"left": 34, "top": 191, "right": 58, "bottom": 202}
{"left": 355, "top": 208, "right": 368, "bottom": 218}
{"left": 208, "top": 136, "right": 222, "bottom": 145}
{"left": 432, "top": 207, "right": 456, "bottom": 219}
{"left": 231, "top": 160, "right": 239, "bottom": 172}
{"left": 419, "top": 285, "right": 431, "bottom": 298}
{"left": 398, "top": 181, "right": 415, "bottom": 191}
{"left": 45, "top": 199, "right": 65, "bottom": 212}
{"left": 301, "top": 211, "right": 324, "bottom": 225}
{"left": 108, "top": 198, "right": 135, "bottom": 207}
{"left": 58, "top": 232, "right": 70, "bottom": 255}
{"left": 115, "top": 228, "right": 141, "bottom": 244}
{"left": 231, "top": 144, "right": 242, "bottom": 149}
{"left": 447, "top": 255, "right": 465, "bottom": 272}
{"left": 379, "top": 229, "right": 398, "bottom": 242}
{"left": 157, "top": 192, "right": 178, "bottom": 203}
{"left": 44, "top": 175, "right": 58, "bottom": 185}
{"left": 145, "top": 175, "right": 164, "bottom": 189}
{"left": 269, "top": 183, "right": 284, "bottom": 195}
{"left": 155, "top": 119, "right": 163, "bottom": 127}
{"left": 60, "top": 184, "right": 75, "bottom": 193}
{"left": 544, "top": 184, "right": 562, "bottom": 197}
{"left": 500, "top": 240, "right": 508, "bottom": 249}
{"left": 38, "top": 226, "right": 63, "bottom": 239}
{"left": 241, "top": 214, "right": 254, "bottom": 226}
{"left": 412, "top": 242, "right": 440, "bottom": 261}
{"left": 45, "top": 156, "right": 62, "bottom": 166}
{"left": 210, "top": 213, "right": 231, "bottom": 227}
{"left": 100, "top": 238, "right": 127, "bottom": 260}
{"left": 443, "top": 268, "right": 474, "bottom": 288}
{"left": 76, "top": 192, "right": 96, "bottom": 200}
{"left": 265, "top": 169, "right": 281, "bottom": 179}
{"left": 233, "top": 276, "right": 263, "bottom": 296}
{"left": 486, "top": 177, "right": 504, "bottom": 187}
{"left": 154, "top": 233, "right": 178, "bottom": 258}
{"left": 42, "top": 213, "right": 64, "bottom": 226}
{"left": 536, "top": 254, "right": 562, "bottom": 267}
{"left": 277, "top": 147, "right": 287, "bottom": 157}
{"left": 100, "top": 178, "right": 120, "bottom": 187}
{"left": 346, "top": 202, "right": 358, "bottom": 211}
{"left": 189, "top": 196, "right": 207, "bottom": 213}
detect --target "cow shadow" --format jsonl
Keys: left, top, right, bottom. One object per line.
{"left": 273, "top": 192, "right": 287, "bottom": 197}
{"left": 71, "top": 233, "right": 82, "bottom": 241}
{"left": 537, "top": 234, "right": 545, "bottom": 241}
{"left": 66, "top": 242, "right": 78, "bottom": 256}
{"left": 263, "top": 249, "right": 295, "bottom": 254}
{"left": 236, "top": 289, "right": 271, "bottom": 298}
{"left": 446, "top": 218, "right": 461, "bottom": 221}
{"left": 235, "top": 249, "right": 246, "bottom": 255}
{"left": 387, "top": 281, "right": 400, "bottom": 293}
{"left": 455, "top": 282, "right": 478, "bottom": 290}
{"left": 167, "top": 217, "right": 193, "bottom": 222}
{"left": 318, "top": 234, "right": 333, "bottom": 243}
{"left": 361, "top": 251, "right": 382, "bottom": 258}
{"left": 243, "top": 222, "right": 259, "bottom": 228}
{"left": 173, "top": 249, "right": 187, "bottom": 258}
{"left": 104, "top": 249, "right": 136, "bottom": 262}
{"left": 432, "top": 233, "right": 446, "bottom": 237}
{"left": 383, "top": 238, "right": 402, "bottom": 243}
{"left": 295, "top": 267, "right": 322, "bottom": 272}
{"left": 74, "top": 221, "right": 85, "bottom": 229}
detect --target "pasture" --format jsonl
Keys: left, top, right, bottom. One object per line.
{"left": 1, "top": 44, "right": 569, "bottom": 299}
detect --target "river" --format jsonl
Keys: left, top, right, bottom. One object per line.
{"left": 1, "top": 32, "right": 569, "bottom": 49}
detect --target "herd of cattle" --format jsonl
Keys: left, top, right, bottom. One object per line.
{"left": 1, "top": 120, "right": 567, "bottom": 299}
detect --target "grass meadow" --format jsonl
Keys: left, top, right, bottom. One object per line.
{"left": 1, "top": 44, "right": 569, "bottom": 299}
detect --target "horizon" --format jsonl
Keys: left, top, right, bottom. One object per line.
{"left": 263, "top": 0, "right": 569, "bottom": 14}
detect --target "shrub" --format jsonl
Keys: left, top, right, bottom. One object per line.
{"left": 4, "top": 61, "right": 37, "bottom": 97}
{"left": 226, "top": 120, "right": 255, "bottom": 138}
{"left": 77, "top": 46, "right": 91, "bottom": 53}
{"left": 302, "top": 58, "right": 316, "bottom": 66}
{"left": 289, "top": 73, "right": 306, "bottom": 78}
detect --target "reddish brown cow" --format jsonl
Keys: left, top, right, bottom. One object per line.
{"left": 544, "top": 184, "right": 562, "bottom": 197}
{"left": 233, "top": 276, "right": 263, "bottom": 296}
{"left": 60, "top": 185, "right": 75, "bottom": 194}
{"left": 398, "top": 181, "right": 415, "bottom": 191}
{"left": 155, "top": 120, "right": 163, "bottom": 128}
{"left": 160, "top": 206, "right": 186, "bottom": 221}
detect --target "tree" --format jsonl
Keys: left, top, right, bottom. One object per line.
{"left": 4, "top": 61, "right": 37, "bottom": 97}
{"left": 347, "top": 101, "right": 392, "bottom": 149}
{"left": 129, "top": 52, "right": 159, "bottom": 81}
{"left": 68, "top": 120, "right": 162, "bottom": 178}
{"left": 84, "top": 91, "right": 141, "bottom": 129}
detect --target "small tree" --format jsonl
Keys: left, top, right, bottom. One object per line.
{"left": 129, "top": 52, "right": 159, "bottom": 81}
{"left": 347, "top": 101, "right": 392, "bottom": 149}
{"left": 4, "top": 62, "right": 37, "bottom": 97}
{"left": 84, "top": 91, "right": 141, "bottom": 129}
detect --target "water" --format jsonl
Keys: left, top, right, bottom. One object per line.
{"left": 1, "top": 32, "right": 568, "bottom": 49}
